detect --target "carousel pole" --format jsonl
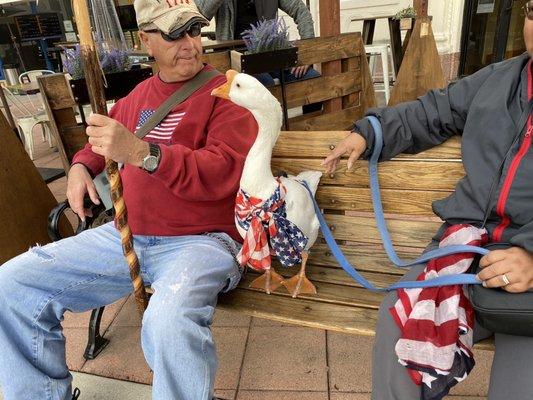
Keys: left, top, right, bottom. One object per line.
{"left": 72, "top": 0, "right": 148, "bottom": 316}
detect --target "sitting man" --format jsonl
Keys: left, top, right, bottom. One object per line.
{"left": 0, "top": 0, "right": 257, "bottom": 399}
{"left": 324, "top": 1, "right": 533, "bottom": 399}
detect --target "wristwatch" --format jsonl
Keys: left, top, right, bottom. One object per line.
{"left": 142, "top": 143, "right": 161, "bottom": 173}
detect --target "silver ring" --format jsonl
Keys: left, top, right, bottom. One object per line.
{"left": 501, "top": 273, "right": 510, "bottom": 286}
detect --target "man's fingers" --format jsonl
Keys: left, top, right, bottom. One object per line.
{"left": 479, "top": 249, "right": 509, "bottom": 268}
{"left": 477, "top": 260, "right": 511, "bottom": 282}
{"left": 86, "top": 113, "right": 113, "bottom": 127}
{"left": 70, "top": 200, "right": 86, "bottom": 222}
{"left": 88, "top": 136, "right": 104, "bottom": 148}
{"left": 86, "top": 181, "right": 101, "bottom": 205}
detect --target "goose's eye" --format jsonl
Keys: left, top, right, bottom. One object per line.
{"left": 236, "top": 83, "right": 241, "bottom": 88}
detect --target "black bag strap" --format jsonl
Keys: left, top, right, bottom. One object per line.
{"left": 134, "top": 69, "right": 221, "bottom": 139}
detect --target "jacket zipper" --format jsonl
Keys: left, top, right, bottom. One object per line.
{"left": 491, "top": 61, "right": 533, "bottom": 241}
{"left": 492, "top": 124, "right": 533, "bottom": 241}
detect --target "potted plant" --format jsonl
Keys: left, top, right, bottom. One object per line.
{"left": 230, "top": 18, "right": 298, "bottom": 74}
{"left": 393, "top": 7, "right": 417, "bottom": 30}
{"left": 64, "top": 44, "right": 153, "bottom": 104}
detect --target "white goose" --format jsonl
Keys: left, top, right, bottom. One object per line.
{"left": 211, "top": 70, "right": 322, "bottom": 298}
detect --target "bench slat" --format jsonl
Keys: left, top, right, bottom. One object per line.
{"left": 272, "top": 158, "right": 464, "bottom": 191}
{"left": 269, "top": 70, "right": 361, "bottom": 109}
{"left": 273, "top": 132, "right": 461, "bottom": 160}
{"left": 218, "top": 287, "right": 378, "bottom": 335}
{"left": 239, "top": 272, "right": 387, "bottom": 308}
{"left": 295, "top": 33, "right": 362, "bottom": 65}
{"left": 321, "top": 214, "right": 441, "bottom": 248}
{"left": 272, "top": 262, "right": 402, "bottom": 287}
{"left": 317, "top": 186, "right": 448, "bottom": 215}
{"left": 308, "top": 243, "right": 414, "bottom": 275}
{"left": 290, "top": 106, "right": 363, "bottom": 131}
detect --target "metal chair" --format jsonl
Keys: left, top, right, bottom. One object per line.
{"left": 18, "top": 69, "right": 55, "bottom": 84}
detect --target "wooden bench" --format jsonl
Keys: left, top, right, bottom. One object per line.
{"left": 217, "top": 131, "right": 494, "bottom": 351}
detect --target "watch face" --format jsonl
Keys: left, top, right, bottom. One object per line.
{"left": 144, "top": 155, "right": 158, "bottom": 171}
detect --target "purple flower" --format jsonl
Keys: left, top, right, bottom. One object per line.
{"left": 241, "top": 18, "right": 293, "bottom": 54}
{"left": 63, "top": 42, "right": 131, "bottom": 79}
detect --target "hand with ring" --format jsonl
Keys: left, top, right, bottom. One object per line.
{"left": 477, "top": 246, "right": 533, "bottom": 293}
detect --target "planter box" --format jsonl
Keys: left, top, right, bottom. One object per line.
{"left": 69, "top": 67, "right": 153, "bottom": 104}
{"left": 230, "top": 47, "right": 298, "bottom": 75}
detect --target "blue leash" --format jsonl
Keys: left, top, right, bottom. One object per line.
{"left": 302, "top": 115, "right": 488, "bottom": 291}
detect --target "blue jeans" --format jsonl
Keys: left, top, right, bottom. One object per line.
{"left": 0, "top": 223, "right": 242, "bottom": 400}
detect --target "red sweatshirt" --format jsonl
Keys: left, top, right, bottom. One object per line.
{"left": 72, "top": 65, "right": 258, "bottom": 241}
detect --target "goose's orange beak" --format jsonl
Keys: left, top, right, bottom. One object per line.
{"left": 211, "top": 69, "right": 238, "bottom": 99}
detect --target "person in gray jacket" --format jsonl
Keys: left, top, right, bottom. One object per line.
{"left": 196, "top": 0, "right": 318, "bottom": 81}
{"left": 324, "top": 2, "right": 533, "bottom": 399}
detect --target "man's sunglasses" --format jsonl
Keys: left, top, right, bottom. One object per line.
{"left": 525, "top": 1, "right": 533, "bottom": 20}
{"left": 144, "top": 23, "right": 202, "bottom": 42}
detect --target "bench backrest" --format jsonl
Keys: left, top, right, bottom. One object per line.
{"left": 203, "top": 32, "right": 376, "bottom": 131}
{"left": 271, "top": 131, "right": 464, "bottom": 275}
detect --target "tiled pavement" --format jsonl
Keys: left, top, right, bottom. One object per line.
{"left": 1, "top": 100, "right": 492, "bottom": 399}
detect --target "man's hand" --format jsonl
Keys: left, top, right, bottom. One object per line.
{"left": 66, "top": 163, "right": 100, "bottom": 222}
{"left": 290, "top": 65, "right": 310, "bottom": 78}
{"left": 86, "top": 113, "right": 149, "bottom": 167}
{"left": 322, "top": 131, "right": 367, "bottom": 174}
{"left": 477, "top": 247, "right": 533, "bottom": 293}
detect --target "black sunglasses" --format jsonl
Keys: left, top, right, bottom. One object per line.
{"left": 524, "top": 1, "right": 533, "bottom": 20}
{"left": 145, "top": 23, "right": 202, "bottom": 42}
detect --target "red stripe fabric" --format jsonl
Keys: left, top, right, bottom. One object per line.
{"left": 390, "top": 224, "right": 488, "bottom": 390}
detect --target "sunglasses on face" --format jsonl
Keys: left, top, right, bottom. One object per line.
{"left": 145, "top": 23, "right": 202, "bottom": 42}
{"left": 525, "top": 1, "right": 533, "bottom": 20}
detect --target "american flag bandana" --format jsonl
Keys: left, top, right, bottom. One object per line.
{"left": 390, "top": 224, "right": 489, "bottom": 400}
{"left": 135, "top": 109, "right": 185, "bottom": 141}
{"left": 235, "top": 181, "right": 308, "bottom": 271}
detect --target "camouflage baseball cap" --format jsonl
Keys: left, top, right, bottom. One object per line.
{"left": 134, "top": 0, "right": 209, "bottom": 35}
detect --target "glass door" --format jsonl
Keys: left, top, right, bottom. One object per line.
{"left": 459, "top": 0, "right": 526, "bottom": 76}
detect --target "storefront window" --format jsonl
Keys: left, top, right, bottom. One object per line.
{"left": 460, "top": 0, "right": 526, "bottom": 76}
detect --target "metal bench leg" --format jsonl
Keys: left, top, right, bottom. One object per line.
{"left": 83, "top": 306, "right": 109, "bottom": 360}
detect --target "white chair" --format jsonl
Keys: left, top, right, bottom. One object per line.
{"left": 16, "top": 114, "right": 52, "bottom": 160}
{"left": 18, "top": 69, "right": 55, "bottom": 84}
{"left": 365, "top": 44, "right": 395, "bottom": 104}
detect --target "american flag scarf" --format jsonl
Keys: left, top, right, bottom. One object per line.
{"left": 235, "top": 181, "right": 308, "bottom": 271}
{"left": 390, "top": 224, "right": 488, "bottom": 400}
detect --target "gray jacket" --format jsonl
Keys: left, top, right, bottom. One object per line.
{"left": 196, "top": 0, "right": 315, "bottom": 41}
{"left": 354, "top": 53, "right": 533, "bottom": 252}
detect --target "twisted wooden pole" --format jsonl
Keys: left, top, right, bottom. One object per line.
{"left": 73, "top": 0, "right": 148, "bottom": 316}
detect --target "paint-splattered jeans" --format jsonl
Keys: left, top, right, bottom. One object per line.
{"left": 0, "top": 222, "right": 242, "bottom": 400}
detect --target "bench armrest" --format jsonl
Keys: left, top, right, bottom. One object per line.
{"left": 47, "top": 199, "right": 108, "bottom": 241}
